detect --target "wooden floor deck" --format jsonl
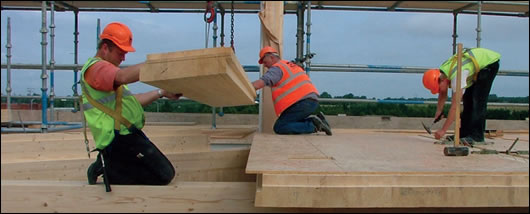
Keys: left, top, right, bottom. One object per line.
{"left": 246, "top": 129, "right": 529, "bottom": 208}
{"left": 2, "top": 125, "right": 528, "bottom": 212}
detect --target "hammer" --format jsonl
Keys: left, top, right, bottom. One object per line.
{"left": 421, "top": 113, "right": 443, "bottom": 135}
{"left": 443, "top": 43, "right": 469, "bottom": 157}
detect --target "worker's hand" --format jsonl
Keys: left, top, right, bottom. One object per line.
{"left": 434, "top": 129, "right": 446, "bottom": 140}
{"left": 434, "top": 113, "right": 444, "bottom": 123}
{"left": 159, "top": 89, "right": 182, "bottom": 100}
{"left": 165, "top": 92, "right": 183, "bottom": 100}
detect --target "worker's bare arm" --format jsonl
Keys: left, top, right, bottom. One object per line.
{"left": 252, "top": 79, "right": 265, "bottom": 90}
{"left": 114, "top": 63, "right": 144, "bottom": 86}
{"left": 134, "top": 89, "right": 182, "bottom": 107}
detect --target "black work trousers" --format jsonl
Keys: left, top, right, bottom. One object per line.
{"left": 98, "top": 128, "right": 175, "bottom": 185}
{"left": 460, "top": 60, "right": 500, "bottom": 142}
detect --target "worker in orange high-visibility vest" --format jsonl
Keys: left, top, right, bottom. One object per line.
{"left": 423, "top": 47, "right": 500, "bottom": 145}
{"left": 252, "top": 46, "right": 332, "bottom": 135}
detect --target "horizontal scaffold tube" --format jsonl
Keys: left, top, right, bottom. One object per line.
{"left": 2, "top": 63, "right": 527, "bottom": 76}
{"left": 2, "top": 96, "right": 528, "bottom": 107}
{"left": 1, "top": 124, "right": 82, "bottom": 133}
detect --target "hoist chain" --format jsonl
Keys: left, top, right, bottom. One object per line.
{"left": 219, "top": 4, "right": 225, "bottom": 47}
{"left": 230, "top": 1, "right": 235, "bottom": 52}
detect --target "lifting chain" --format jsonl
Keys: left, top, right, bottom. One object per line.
{"left": 230, "top": 1, "right": 235, "bottom": 53}
{"left": 219, "top": 3, "right": 225, "bottom": 47}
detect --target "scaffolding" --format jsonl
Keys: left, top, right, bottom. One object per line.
{"left": 1, "top": 1, "right": 529, "bottom": 133}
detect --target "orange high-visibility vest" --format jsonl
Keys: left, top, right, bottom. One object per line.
{"left": 271, "top": 60, "right": 319, "bottom": 116}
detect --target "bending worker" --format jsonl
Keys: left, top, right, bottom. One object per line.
{"left": 82, "top": 22, "right": 182, "bottom": 187}
{"left": 423, "top": 47, "right": 500, "bottom": 145}
{"left": 252, "top": 46, "right": 332, "bottom": 135}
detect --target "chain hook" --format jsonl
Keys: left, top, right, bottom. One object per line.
{"left": 204, "top": 1, "right": 216, "bottom": 23}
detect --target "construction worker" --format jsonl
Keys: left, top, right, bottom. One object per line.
{"left": 82, "top": 22, "right": 182, "bottom": 187}
{"left": 423, "top": 47, "right": 500, "bottom": 145}
{"left": 252, "top": 46, "right": 332, "bottom": 135}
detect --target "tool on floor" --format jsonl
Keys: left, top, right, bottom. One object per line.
{"left": 421, "top": 113, "right": 443, "bottom": 135}
{"left": 469, "top": 138, "right": 528, "bottom": 157}
{"left": 443, "top": 43, "right": 469, "bottom": 157}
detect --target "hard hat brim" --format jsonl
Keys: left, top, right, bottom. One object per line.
{"left": 117, "top": 45, "right": 136, "bottom": 53}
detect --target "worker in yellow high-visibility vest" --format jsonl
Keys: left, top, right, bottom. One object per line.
{"left": 423, "top": 47, "right": 500, "bottom": 145}
{"left": 82, "top": 22, "right": 182, "bottom": 187}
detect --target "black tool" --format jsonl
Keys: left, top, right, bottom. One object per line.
{"left": 421, "top": 113, "right": 443, "bottom": 135}
{"left": 99, "top": 151, "right": 111, "bottom": 192}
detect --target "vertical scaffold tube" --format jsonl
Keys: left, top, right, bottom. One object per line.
{"left": 40, "top": 1, "right": 49, "bottom": 133}
{"left": 6, "top": 17, "right": 12, "bottom": 117}
{"left": 97, "top": 19, "right": 101, "bottom": 48}
{"left": 476, "top": 1, "right": 482, "bottom": 47}
{"left": 49, "top": 1, "right": 56, "bottom": 123}
{"left": 305, "top": 1, "right": 312, "bottom": 76}
{"left": 73, "top": 10, "right": 79, "bottom": 111}
{"left": 295, "top": 1, "right": 305, "bottom": 66}
{"left": 452, "top": 12, "right": 458, "bottom": 55}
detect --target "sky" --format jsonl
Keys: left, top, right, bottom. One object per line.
{"left": 1, "top": 6, "right": 529, "bottom": 100}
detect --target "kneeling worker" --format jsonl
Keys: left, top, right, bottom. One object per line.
{"left": 83, "top": 22, "right": 182, "bottom": 188}
{"left": 252, "top": 46, "right": 332, "bottom": 136}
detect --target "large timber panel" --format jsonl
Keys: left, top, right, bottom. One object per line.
{"left": 246, "top": 130, "right": 529, "bottom": 208}
{"left": 140, "top": 47, "right": 256, "bottom": 107}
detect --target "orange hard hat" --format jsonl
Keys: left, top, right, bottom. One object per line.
{"left": 100, "top": 22, "right": 136, "bottom": 52}
{"left": 423, "top": 69, "right": 440, "bottom": 94}
{"left": 258, "top": 46, "right": 278, "bottom": 64}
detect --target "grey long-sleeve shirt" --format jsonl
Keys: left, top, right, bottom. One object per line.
{"left": 259, "top": 66, "right": 319, "bottom": 101}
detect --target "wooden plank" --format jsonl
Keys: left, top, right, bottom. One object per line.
{"left": 2, "top": 179, "right": 526, "bottom": 212}
{"left": 139, "top": 47, "right": 256, "bottom": 107}
{"left": 1, "top": 134, "right": 210, "bottom": 163}
{"left": 259, "top": 173, "right": 529, "bottom": 186}
{"left": 2, "top": 1, "right": 528, "bottom": 14}
{"left": 144, "top": 121, "right": 197, "bottom": 126}
{"left": 255, "top": 176, "right": 529, "bottom": 208}
{"left": 258, "top": 1, "right": 284, "bottom": 133}
{"left": 1, "top": 109, "right": 11, "bottom": 122}
{"left": 1, "top": 180, "right": 287, "bottom": 213}
{"left": 1, "top": 149, "right": 254, "bottom": 182}
{"left": 0, "top": 131, "right": 89, "bottom": 143}
{"left": 454, "top": 43, "right": 464, "bottom": 148}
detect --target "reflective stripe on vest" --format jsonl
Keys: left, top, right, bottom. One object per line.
{"left": 270, "top": 60, "right": 319, "bottom": 116}
{"left": 80, "top": 57, "right": 145, "bottom": 150}
{"left": 447, "top": 50, "right": 479, "bottom": 79}
{"left": 439, "top": 48, "right": 501, "bottom": 89}
{"left": 82, "top": 88, "right": 133, "bottom": 110}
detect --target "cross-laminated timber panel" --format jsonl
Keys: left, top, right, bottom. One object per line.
{"left": 139, "top": 47, "right": 257, "bottom": 107}
{"left": 246, "top": 131, "right": 530, "bottom": 208}
{"left": 1, "top": 133, "right": 210, "bottom": 163}
{"left": 1, "top": 149, "right": 255, "bottom": 183}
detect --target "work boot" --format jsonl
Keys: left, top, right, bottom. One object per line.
{"left": 460, "top": 137, "right": 485, "bottom": 146}
{"left": 310, "top": 116, "right": 332, "bottom": 136}
{"left": 87, "top": 156, "right": 103, "bottom": 185}
{"left": 316, "top": 111, "right": 330, "bottom": 128}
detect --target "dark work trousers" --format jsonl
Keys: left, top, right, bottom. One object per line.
{"left": 460, "top": 60, "right": 500, "bottom": 142}
{"left": 99, "top": 128, "right": 175, "bottom": 185}
{"left": 273, "top": 98, "right": 319, "bottom": 134}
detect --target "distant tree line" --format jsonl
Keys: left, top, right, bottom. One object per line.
{"left": 2, "top": 92, "right": 528, "bottom": 120}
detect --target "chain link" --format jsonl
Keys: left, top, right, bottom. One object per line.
{"left": 230, "top": 1, "right": 235, "bottom": 52}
